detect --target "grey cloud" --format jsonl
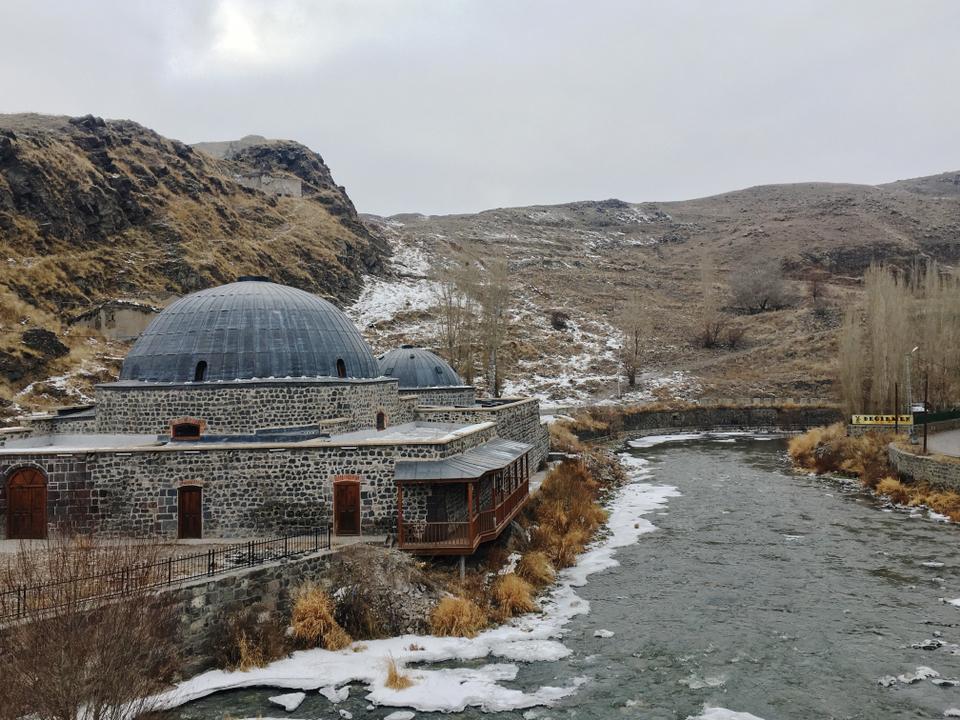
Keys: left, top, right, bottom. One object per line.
{"left": 1, "top": 0, "right": 958, "bottom": 215}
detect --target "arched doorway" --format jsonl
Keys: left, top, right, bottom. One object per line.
{"left": 376, "top": 411, "right": 386, "bottom": 431}
{"left": 177, "top": 486, "right": 203, "bottom": 539}
{"left": 6, "top": 467, "right": 47, "bottom": 539}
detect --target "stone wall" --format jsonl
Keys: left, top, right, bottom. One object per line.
{"left": 94, "top": 379, "right": 401, "bottom": 436}
{"left": 0, "top": 424, "right": 497, "bottom": 539}
{"left": 409, "top": 387, "right": 476, "bottom": 407}
{"left": 889, "top": 443, "right": 960, "bottom": 491}
{"left": 574, "top": 405, "right": 843, "bottom": 443}
{"left": 0, "top": 454, "right": 95, "bottom": 534}
{"left": 395, "top": 396, "right": 418, "bottom": 425}
{"left": 162, "top": 550, "right": 333, "bottom": 675}
{"left": 414, "top": 398, "right": 550, "bottom": 469}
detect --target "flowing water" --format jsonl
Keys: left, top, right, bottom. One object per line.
{"left": 170, "top": 436, "right": 960, "bottom": 720}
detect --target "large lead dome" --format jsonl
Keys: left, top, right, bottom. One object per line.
{"left": 119, "top": 279, "right": 380, "bottom": 383}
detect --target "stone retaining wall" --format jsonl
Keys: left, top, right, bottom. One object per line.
{"left": 888, "top": 443, "right": 960, "bottom": 491}
{"left": 574, "top": 405, "right": 842, "bottom": 442}
{"left": 161, "top": 550, "right": 333, "bottom": 675}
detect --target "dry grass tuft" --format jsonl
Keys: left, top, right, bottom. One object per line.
{"left": 290, "top": 583, "right": 353, "bottom": 651}
{"left": 788, "top": 424, "right": 897, "bottom": 488}
{"left": 549, "top": 424, "right": 583, "bottom": 453}
{"left": 528, "top": 461, "right": 608, "bottom": 568}
{"left": 385, "top": 656, "right": 415, "bottom": 690}
{"left": 516, "top": 551, "right": 556, "bottom": 588}
{"left": 787, "top": 423, "right": 846, "bottom": 472}
{"left": 430, "top": 595, "right": 488, "bottom": 638}
{"left": 876, "top": 477, "right": 910, "bottom": 504}
{"left": 491, "top": 573, "right": 539, "bottom": 617}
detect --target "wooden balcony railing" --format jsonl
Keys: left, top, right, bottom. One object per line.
{"left": 398, "top": 477, "right": 530, "bottom": 554}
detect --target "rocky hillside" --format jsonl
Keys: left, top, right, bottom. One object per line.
{"left": 358, "top": 173, "right": 960, "bottom": 405}
{"left": 0, "top": 114, "right": 388, "bottom": 416}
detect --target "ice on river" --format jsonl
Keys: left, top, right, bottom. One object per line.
{"left": 687, "top": 707, "right": 767, "bottom": 720}
{"left": 146, "top": 450, "right": 679, "bottom": 715}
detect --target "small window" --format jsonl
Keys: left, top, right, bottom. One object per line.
{"left": 376, "top": 411, "right": 386, "bottom": 431}
{"left": 194, "top": 360, "right": 207, "bottom": 382}
{"left": 172, "top": 421, "right": 202, "bottom": 439}
{"left": 435, "top": 366, "right": 444, "bottom": 375}
{"left": 384, "top": 367, "right": 393, "bottom": 376}
{"left": 336, "top": 358, "right": 347, "bottom": 378}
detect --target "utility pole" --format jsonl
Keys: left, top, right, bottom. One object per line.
{"left": 907, "top": 346, "right": 919, "bottom": 443}
{"left": 895, "top": 383, "right": 899, "bottom": 434}
{"left": 923, "top": 374, "right": 929, "bottom": 454}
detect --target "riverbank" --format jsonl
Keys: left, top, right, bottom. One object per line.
{"left": 788, "top": 423, "right": 960, "bottom": 521}
{"left": 153, "top": 445, "right": 677, "bottom": 716}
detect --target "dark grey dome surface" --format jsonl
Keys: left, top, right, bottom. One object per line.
{"left": 119, "top": 280, "right": 380, "bottom": 383}
{"left": 379, "top": 346, "right": 463, "bottom": 388}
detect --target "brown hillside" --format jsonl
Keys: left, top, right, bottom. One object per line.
{"left": 0, "top": 114, "right": 388, "bottom": 415}
{"left": 361, "top": 175, "right": 959, "bottom": 404}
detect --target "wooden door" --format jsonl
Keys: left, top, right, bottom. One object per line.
{"left": 178, "top": 486, "right": 202, "bottom": 539}
{"left": 334, "top": 481, "right": 360, "bottom": 535}
{"left": 7, "top": 468, "right": 47, "bottom": 539}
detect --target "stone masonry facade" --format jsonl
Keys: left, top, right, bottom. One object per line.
{"left": 94, "top": 379, "right": 402, "bottom": 435}
{"left": 0, "top": 423, "right": 499, "bottom": 539}
{"left": 415, "top": 398, "right": 550, "bottom": 469}
{"left": 407, "top": 387, "right": 476, "bottom": 407}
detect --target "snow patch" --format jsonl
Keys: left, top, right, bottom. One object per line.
{"left": 268, "top": 692, "right": 305, "bottom": 712}
{"left": 319, "top": 685, "right": 349, "bottom": 703}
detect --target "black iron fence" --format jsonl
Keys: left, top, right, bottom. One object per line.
{"left": 0, "top": 527, "right": 331, "bottom": 622}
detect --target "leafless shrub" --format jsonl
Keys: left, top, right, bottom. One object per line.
{"left": 549, "top": 309, "right": 570, "bottom": 330}
{"left": 725, "top": 324, "right": 747, "bottom": 350}
{"left": 211, "top": 601, "right": 290, "bottom": 670}
{"left": 615, "top": 289, "right": 647, "bottom": 386}
{"left": 0, "top": 535, "right": 181, "bottom": 720}
{"left": 697, "top": 255, "right": 729, "bottom": 348}
{"left": 729, "top": 259, "right": 792, "bottom": 313}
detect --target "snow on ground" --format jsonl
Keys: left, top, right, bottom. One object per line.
{"left": 148, "top": 448, "right": 680, "bottom": 716}
{"left": 347, "top": 238, "right": 439, "bottom": 333}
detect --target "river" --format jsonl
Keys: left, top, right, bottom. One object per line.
{"left": 168, "top": 434, "right": 960, "bottom": 720}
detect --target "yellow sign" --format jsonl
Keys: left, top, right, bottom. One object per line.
{"left": 851, "top": 414, "right": 913, "bottom": 426}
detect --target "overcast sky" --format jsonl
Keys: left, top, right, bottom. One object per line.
{"left": 1, "top": 1, "right": 958, "bottom": 215}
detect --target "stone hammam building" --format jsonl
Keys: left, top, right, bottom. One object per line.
{"left": 0, "top": 278, "right": 549, "bottom": 554}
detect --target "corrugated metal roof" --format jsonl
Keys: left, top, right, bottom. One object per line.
{"left": 396, "top": 438, "right": 531, "bottom": 482}
{"left": 119, "top": 280, "right": 380, "bottom": 383}
{"left": 379, "top": 346, "right": 463, "bottom": 389}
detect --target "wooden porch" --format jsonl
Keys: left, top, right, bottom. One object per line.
{"left": 397, "top": 451, "right": 530, "bottom": 555}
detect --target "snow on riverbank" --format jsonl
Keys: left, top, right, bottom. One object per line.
{"left": 150, "top": 453, "right": 679, "bottom": 715}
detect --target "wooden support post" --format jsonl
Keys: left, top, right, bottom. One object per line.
{"left": 459, "top": 554, "right": 465, "bottom": 581}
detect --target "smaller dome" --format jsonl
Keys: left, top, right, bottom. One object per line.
{"left": 379, "top": 347, "right": 463, "bottom": 389}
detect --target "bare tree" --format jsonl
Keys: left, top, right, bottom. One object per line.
{"left": 697, "top": 255, "right": 727, "bottom": 348}
{"left": 475, "top": 255, "right": 512, "bottom": 397}
{"left": 433, "top": 252, "right": 513, "bottom": 396}
{"left": 0, "top": 536, "right": 181, "bottom": 720}
{"left": 432, "top": 257, "right": 478, "bottom": 382}
{"left": 837, "top": 260, "right": 960, "bottom": 414}
{"left": 616, "top": 290, "right": 647, "bottom": 387}
{"left": 729, "top": 259, "right": 791, "bottom": 314}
